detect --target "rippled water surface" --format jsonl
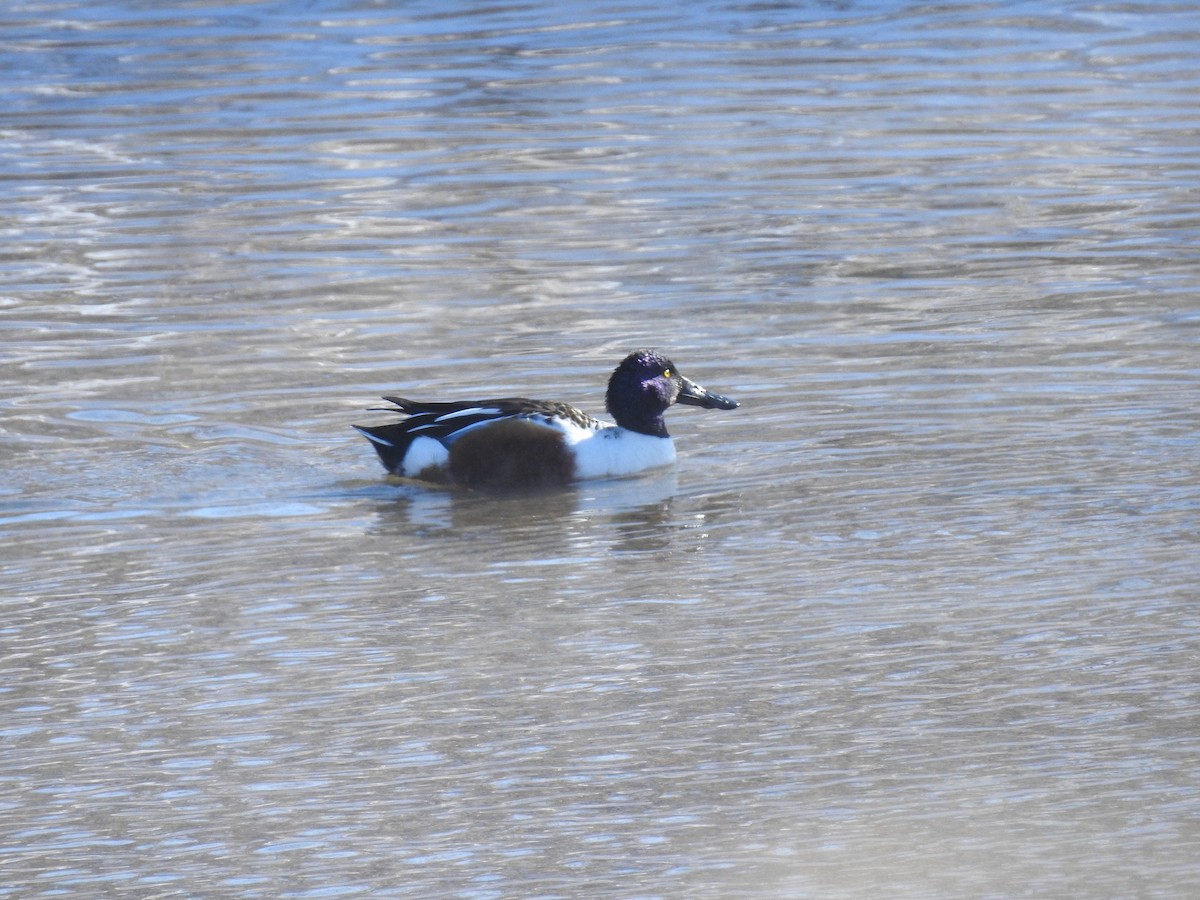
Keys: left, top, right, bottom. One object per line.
{"left": 3, "top": 1, "right": 1198, "bottom": 896}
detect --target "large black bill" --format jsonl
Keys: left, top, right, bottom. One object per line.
{"left": 676, "top": 377, "right": 739, "bottom": 410}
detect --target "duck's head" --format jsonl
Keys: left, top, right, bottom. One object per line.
{"left": 605, "top": 349, "right": 739, "bottom": 437}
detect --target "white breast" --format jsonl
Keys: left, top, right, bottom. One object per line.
{"left": 559, "top": 422, "right": 677, "bottom": 480}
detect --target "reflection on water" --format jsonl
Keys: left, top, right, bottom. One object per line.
{"left": 366, "top": 469, "right": 679, "bottom": 542}
{"left": 3, "top": 0, "right": 1198, "bottom": 896}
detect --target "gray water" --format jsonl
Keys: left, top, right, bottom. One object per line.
{"left": 3, "top": 1, "right": 1198, "bottom": 897}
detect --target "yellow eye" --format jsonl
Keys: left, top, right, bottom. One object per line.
{"left": 662, "top": 368, "right": 671, "bottom": 378}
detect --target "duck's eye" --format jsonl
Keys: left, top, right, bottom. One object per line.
{"left": 662, "top": 368, "right": 672, "bottom": 378}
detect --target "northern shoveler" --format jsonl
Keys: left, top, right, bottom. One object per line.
{"left": 354, "top": 349, "right": 739, "bottom": 488}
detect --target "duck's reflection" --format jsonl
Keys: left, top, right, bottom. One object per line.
{"left": 365, "top": 468, "right": 681, "bottom": 555}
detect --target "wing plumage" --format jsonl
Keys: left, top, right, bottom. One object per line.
{"left": 353, "top": 396, "right": 605, "bottom": 476}
{"left": 381, "top": 396, "right": 601, "bottom": 438}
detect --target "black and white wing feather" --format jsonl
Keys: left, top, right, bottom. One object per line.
{"left": 353, "top": 396, "right": 604, "bottom": 474}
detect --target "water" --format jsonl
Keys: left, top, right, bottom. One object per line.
{"left": 3, "top": 1, "right": 1198, "bottom": 896}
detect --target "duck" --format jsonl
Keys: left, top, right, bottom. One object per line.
{"left": 354, "top": 349, "right": 739, "bottom": 488}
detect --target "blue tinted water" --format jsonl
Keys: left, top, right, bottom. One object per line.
{"left": 2, "top": 1, "right": 1198, "bottom": 896}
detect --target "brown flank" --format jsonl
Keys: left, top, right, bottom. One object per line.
{"left": 448, "top": 419, "right": 576, "bottom": 488}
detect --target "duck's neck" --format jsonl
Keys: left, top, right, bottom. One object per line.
{"left": 608, "top": 395, "right": 669, "bottom": 438}
{"left": 621, "top": 414, "right": 669, "bottom": 439}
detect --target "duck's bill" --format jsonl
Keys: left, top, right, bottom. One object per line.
{"left": 677, "top": 377, "right": 739, "bottom": 410}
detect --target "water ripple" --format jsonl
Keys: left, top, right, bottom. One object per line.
{"left": 2, "top": 1, "right": 1198, "bottom": 897}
